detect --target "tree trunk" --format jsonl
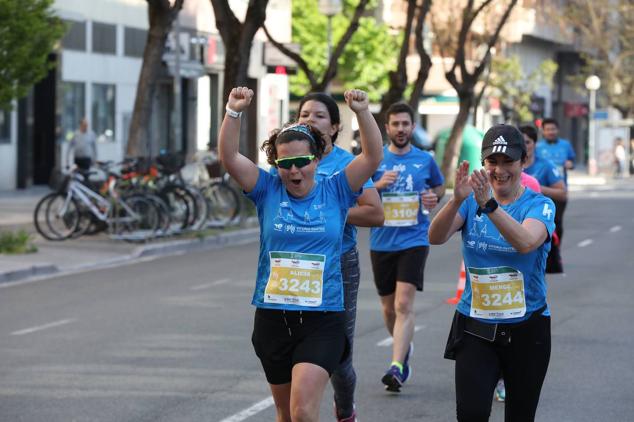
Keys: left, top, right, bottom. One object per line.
{"left": 211, "top": 0, "right": 268, "bottom": 107}
{"left": 126, "top": 0, "right": 183, "bottom": 158}
{"left": 408, "top": 0, "right": 433, "bottom": 117}
{"left": 441, "top": 93, "right": 473, "bottom": 186}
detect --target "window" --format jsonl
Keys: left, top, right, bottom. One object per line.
{"left": 92, "top": 84, "right": 115, "bottom": 142}
{"left": 0, "top": 108, "right": 10, "bottom": 144}
{"left": 92, "top": 22, "right": 117, "bottom": 55}
{"left": 57, "top": 82, "right": 85, "bottom": 142}
{"left": 62, "top": 20, "right": 86, "bottom": 51}
{"left": 124, "top": 27, "right": 146, "bottom": 58}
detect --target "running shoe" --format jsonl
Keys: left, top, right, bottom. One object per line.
{"left": 381, "top": 365, "right": 404, "bottom": 392}
{"left": 334, "top": 402, "right": 358, "bottom": 422}
{"left": 402, "top": 342, "right": 414, "bottom": 383}
{"left": 494, "top": 379, "right": 506, "bottom": 402}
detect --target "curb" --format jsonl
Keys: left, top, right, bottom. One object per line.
{"left": 0, "top": 227, "right": 260, "bottom": 285}
{"left": 0, "top": 264, "right": 58, "bottom": 284}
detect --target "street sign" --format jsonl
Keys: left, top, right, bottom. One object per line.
{"left": 593, "top": 110, "right": 609, "bottom": 120}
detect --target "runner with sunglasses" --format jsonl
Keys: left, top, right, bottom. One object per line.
{"left": 272, "top": 92, "right": 384, "bottom": 421}
{"left": 219, "top": 87, "right": 382, "bottom": 422}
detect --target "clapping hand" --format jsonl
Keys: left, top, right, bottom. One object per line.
{"left": 453, "top": 161, "right": 472, "bottom": 202}
{"left": 227, "top": 87, "right": 254, "bottom": 113}
{"left": 469, "top": 168, "right": 493, "bottom": 207}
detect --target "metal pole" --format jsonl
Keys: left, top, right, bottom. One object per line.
{"left": 588, "top": 89, "right": 596, "bottom": 175}
{"left": 173, "top": 18, "right": 182, "bottom": 153}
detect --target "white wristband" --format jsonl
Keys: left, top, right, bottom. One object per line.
{"left": 225, "top": 106, "right": 242, "bottom": 119}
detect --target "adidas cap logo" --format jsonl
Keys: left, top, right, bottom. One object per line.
{"left": 492, "top": 136, "right": 507, "bottom": 145}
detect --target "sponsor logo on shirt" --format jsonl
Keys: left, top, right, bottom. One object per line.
{"left": 542, "top": 204, "right": 553, "bottom": 219}
{"left": 413, "top": 164, "right": 423, "bottom": 169}
{"left": 274, "top": 223, "right": 283, "bottom": 231}
{"left": 466, "top": 240, "right": 476, "bottom": 248}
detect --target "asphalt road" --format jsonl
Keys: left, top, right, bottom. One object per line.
{"left": 1, "top": 184, "right": 633, "bottom": 421}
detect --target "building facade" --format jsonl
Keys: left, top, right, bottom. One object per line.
{"left": 0, "top": 0, "right": 292, "bottom": 190}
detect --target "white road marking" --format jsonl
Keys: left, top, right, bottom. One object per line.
{"left": 11, "top": 319, "right": 76, "bottom": 336}
{"left": 609, "top": 225, "right": 622, "bottom": 233}
{"left": 218, "top": 396, "right": 275, "bottom": 422}
{"left": 377, "top": 325, "right": 425, "bottom": 347}
{"left": 189, "top": 278, "right": 230, "bottom": 291}
{"left": 577, "top": 239, "right": 593, "bottom": 248}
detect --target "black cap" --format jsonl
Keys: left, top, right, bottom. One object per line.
{"left": 481, "top": 124, "right": 526, "bottom": 161}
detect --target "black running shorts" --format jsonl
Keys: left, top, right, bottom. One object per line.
{"left": 370, "top": 246, "right": 430, "bottom": 296}
{"left": 251, "top": 308, "right": 347, "bottom": 385}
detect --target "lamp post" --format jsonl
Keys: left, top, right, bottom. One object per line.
{"left": 318, "top": 0, "right": 342, "bottom": 93}
{"left": 585, "top": 75, "right": 601, "bottom": 175}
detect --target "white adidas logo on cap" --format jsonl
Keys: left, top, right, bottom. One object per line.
{"left": 491, "top": 136, "right": 508, "bottom": 153}
{"left": 492, "top": 136, "right": 507, "bottom": 145}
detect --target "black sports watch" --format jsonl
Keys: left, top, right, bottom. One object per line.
{"left": 477, "top": 198, "right": 498, "bottom": 216}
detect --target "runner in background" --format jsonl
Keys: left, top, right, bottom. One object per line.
{"left": 536, "top": 118, "right": 573, "bottom": 273}
{"left": 370, "top": 102, "right": 445, "bottom": 393}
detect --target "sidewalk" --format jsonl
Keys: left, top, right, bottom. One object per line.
{"left": 0, "top": 186, "right": 259, "bottom": 284}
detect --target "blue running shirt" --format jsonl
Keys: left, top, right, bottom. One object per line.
{"left": 536, "top": 138, "right": 575, "bottom": 185}
{"left": 246, "top": 168, "right": 360, "bottom": 311}
{"left": 524, "top": 155, "right": 563, "bottom": 187}
{"left": 271, "top": 145, "right": 373, "bottom": 253}
{"left": 457, "top": 189, "right": 556, "bottom": 323}
{"left": 370, "top": 146, "right": 444, "bottom": 251}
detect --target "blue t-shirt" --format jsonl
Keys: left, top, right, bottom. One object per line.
{"left": 524, "top": 155, "right": 563, "bottom": 187}
{"left": 457, "top": 189, "right": 556, "bottom": 323}
{"left": 536, "top": 138, "right": 575, "bottom": 185}
{"left": 370, "top": 146, "right": 444, "bottom": 251}
{"left": 245, "top": 168, "right": 360, "bottom": 311}
{"left": 271, "top": 145, "right": 373, "bottom": 253}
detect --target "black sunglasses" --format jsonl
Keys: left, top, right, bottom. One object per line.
{"left": 275, "top": 155, "right": 315, "bottom": 169}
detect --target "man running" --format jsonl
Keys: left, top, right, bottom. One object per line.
{"left": 370, "top": 102, "right": 444, "bottom": 392}
{"left": 535, "top": 118, "right": 574, "bottom": 273}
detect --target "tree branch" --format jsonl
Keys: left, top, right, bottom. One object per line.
{"left": 472, "top": 0, "right": 519, "bottom": 81}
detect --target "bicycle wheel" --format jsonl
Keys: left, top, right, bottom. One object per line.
{"left": 159, "top": 185, "right": 190, "bottom": 232}
{"left": 203, "top": 181, "right": 241, "bottom": 225}
{"left": 43, "top": 193, "right": 81, "bottom": 240}
{"left": 183, "top": 185, "right": 209, "bottom": 230}
{"left": 109, "top": 195, "right": 161, "bottom": 241}
{"left": 34, "top": 193, "right": 63, "bottom": 241}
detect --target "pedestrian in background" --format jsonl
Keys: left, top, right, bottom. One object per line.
{"left": 66, "top": 117, "right": 97, "bottom": 171}
{"left": 218, "top": 87, "right": 382, "bottom": 422}
{"left": 613, "top": 137, "right": 626, "bottom": 178}
{"left": 430, "top": 125, "right": 555, "bottom": 421}
{"left": 370, "top": 102, "right": 445, "bottom": 393}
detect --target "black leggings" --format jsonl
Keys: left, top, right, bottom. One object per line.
{"left": 455, "top": 316, "right": 551, "bottom": 422}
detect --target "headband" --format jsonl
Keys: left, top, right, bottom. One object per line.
{"left": 279, "top": 124, "right": 316, "bottom": 144}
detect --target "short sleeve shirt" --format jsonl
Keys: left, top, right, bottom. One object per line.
{"left": 457, "top": 189, "right": 556, "bottom": 323}
{"left": 536, "top": 138, "right": 575, "bottom": 185}
{"left": 524, "top": 155, "right": 564, "bottom": 188}
{"left": 271, "top": 145, "right": 373, "bottom": 253}
{"left": 245, "top": 168, "right": 360, "bottom": 311}
{"left": 370, "top": 146, "right": 444, "bottom": 251}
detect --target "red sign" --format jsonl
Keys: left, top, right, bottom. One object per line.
{"left": 564, "top": 102, "right": 588, "bottom": 117}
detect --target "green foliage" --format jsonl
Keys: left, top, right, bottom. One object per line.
{"left": 0, "top": 0, "right": 65, "bottom": 110}
{"left": 290, "top": 0, "right": 398, "bottom": 100}
{"left": 0, "top": 230, "right": 37, "bottom": 254}
{"left": 489, "top": 56, "right": 557, "bottom": 123}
